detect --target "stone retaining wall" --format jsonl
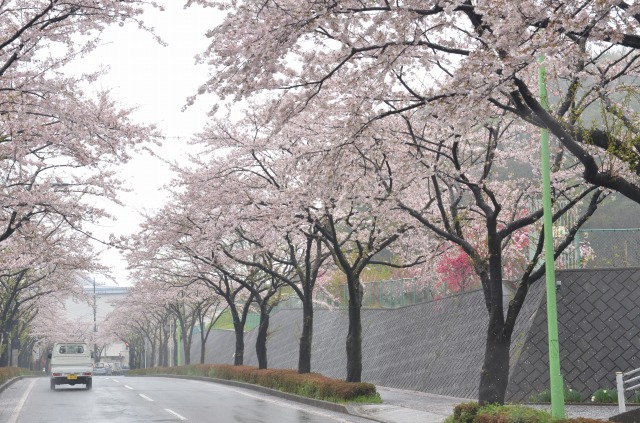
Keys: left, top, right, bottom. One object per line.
{"left": 189, "top": 269, "right": 640, "bottom": 402}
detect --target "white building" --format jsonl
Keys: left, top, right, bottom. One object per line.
{"left": 64, "top": 284, "right": 129, "bottom": 365}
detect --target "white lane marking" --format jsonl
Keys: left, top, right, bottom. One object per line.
{"left": 164, "top": 409, "right": 188, "bottom": 421}
{"left": 8, "top": 378, "right": 36, "bottom": 423}
{"left": 124, "top": 385, "right": 134, "bottom": 390}
{"left": 112, "top": 379, "right": 120, "bottom": 383}
{"left": 139, "top": 393, "right": 154, "bottom": 402}
{"left": 191, "top": 381, "right": 354, "bottom": 423}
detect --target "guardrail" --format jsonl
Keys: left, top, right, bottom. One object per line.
{"left": 616, "top": 368, "right": 640, "bottom": 412}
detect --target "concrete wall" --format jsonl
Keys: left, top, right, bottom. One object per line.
{"left": 190, "top": 282, "right": 545, "bottom": 400}
{"left": 507, "top": 268, "right": 640, "bottom": 401}
{"left": 189, "top": 269, "right": 640, "bottom": 402}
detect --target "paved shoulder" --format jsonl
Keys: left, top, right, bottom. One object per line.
{"left": 347, "top": 386, "right": 468, "bottom": 423}
{"left": 348, "top": 403, "right": 449, "bottom": 423}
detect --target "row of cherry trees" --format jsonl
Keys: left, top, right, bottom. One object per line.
{"left": 0, "top": 1, "right": 158, "bottom": 366}
{"left": 12, "top": 0, "right": 634, "bottom": 408}
{"left": 139, "top": 0, "right": 640, "bottom": 406}
{"left": 103, "top": 276, "right": 226, "bottom": 369}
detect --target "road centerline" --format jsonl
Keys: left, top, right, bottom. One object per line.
{"left": 164, "top": 408, "right": 188, "bottom": 421}
{"left": 139, "top": 393, "right": 154, "bottom": 402}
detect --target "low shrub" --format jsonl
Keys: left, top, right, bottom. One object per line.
{"left": 564, "top": 387, "right": 582, "bottom": 403}
{"left": 629, "top": 390, "right": 640, "bottom": 404}
{"left": 529, "top": 387, "right": 582, "bottom": 403}
{"left": 590, "top": 388, "right": 617, "bottom": 403}
{"left": 449, "top": 403, "right": 614, "bottom": 423}
{"left": 0, "top": 367, "right": 21, "bottom": 385}
{"left": 445, "top": 402, "right": 611, "bottom": 423}
{"left": 474, "top": 404, "right": 553, "bottom": 423}
{"left": 0, "top": 367, "right": 33, "bottom": 386}
{"left": 453, "top": 401, "right": 480, "bottom": 423}
{"left": 128, "top": 364, "right": 380, "bottom": 403}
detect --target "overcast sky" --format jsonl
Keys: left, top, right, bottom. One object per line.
{"left": 72, "top": 3, "right": 224, "bottom": 285}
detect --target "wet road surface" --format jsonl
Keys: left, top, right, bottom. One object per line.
{"left": 0, "top": 376, "right": 374, "bottom": 423}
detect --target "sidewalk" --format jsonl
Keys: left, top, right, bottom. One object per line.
{"left": 346, "top": 386, "right": 636, "bottom": 423}
{"left": 347, "top": 386, "right": 466, "bottom": 423}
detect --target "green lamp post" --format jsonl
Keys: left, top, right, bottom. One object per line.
{"left": 538, "top": 55, "right": 565, "bottom": 419}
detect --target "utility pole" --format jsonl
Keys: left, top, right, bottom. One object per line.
{"left": 169, "top": 319, "right": 173, "bottom": 367}
{"left": 538, "top": 55, "right": 565, "bottom": 419}
{"left": 91, "top": 277, "right": 104, "bottom": 363}
{"left": 93, "top": 278, "right": 98, "bottom": 363}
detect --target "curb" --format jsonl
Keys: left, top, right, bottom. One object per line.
{"left": 132, "top": 374, "right": 352, "bottom": 415}
{"left": 0, "top": 376, "right": 23, "bottom": 394}
{"left": 0, "top": 375, "right": 43, "bottom": 395}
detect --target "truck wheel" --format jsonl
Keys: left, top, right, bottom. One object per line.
{"left": 86, "top": 379, "right": 92, "bottom": 390}
{"left": 50, "top": 380, "right": 55, "bottom": 390}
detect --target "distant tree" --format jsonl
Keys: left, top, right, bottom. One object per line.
{"left": 187, "top": 1, "right": 635, "bottom": 403}
{"left": 0, "top": 0, "right": 157, "bottom": 359}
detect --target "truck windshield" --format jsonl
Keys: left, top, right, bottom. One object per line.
{"left": 58, "top": 345, "right": 85, "bottom": 354}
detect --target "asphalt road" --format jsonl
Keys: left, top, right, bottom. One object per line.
{"left": 0, "top": 376, "right": 374, "bottom": 423}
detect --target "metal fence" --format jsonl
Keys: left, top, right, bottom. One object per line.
{"left": 269, "top": 277, "right": 478, "bottom": 314}
{"left": 316, "top": 278, "right": 462, "bottom": 309}
{"left": 616, "top": 367, "right": 640, "bottom": 412}
{"left": 530, "top": 228, "right": 640, "bottom": 270}
{"left": 574, "top": 228, "right": 640, "bottom": 269}
{"left": 267, "top": 228, "right": 640, "bottom": 314}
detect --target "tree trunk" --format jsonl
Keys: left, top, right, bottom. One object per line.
{"left": 233, "top": 321, "right": 244, "bottom": 365}
{"left": 183, "top": 341, "right": 191, "bottom": 365}
{"left": 298, "top": 298, "right": 314, "bottom": 374}
{"left": 129, "top": 344, "right": 136, "bottom": 369}
{"left": 478, "top": 319, "right": 511, "bottom": 405}
{"left": 0, "top": 331, "right": 10, "bottom": 367}
{"left": 256, "top": 305, "right": 269, "bottom": 369}
{"left": 200, "top": 329, "right": 206, "bottom": 364}
{"left": 150, "top": 341, "right": 157, "bottom": 367}
{"left": 346, "top": 300, "right": 363, "bottom": 382}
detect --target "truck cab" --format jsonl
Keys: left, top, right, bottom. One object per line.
{"left": 49, "top": 342, "right": 93, "bottom": 390}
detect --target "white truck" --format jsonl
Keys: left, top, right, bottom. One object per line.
{"left": 48, "top": 342, "right": 93, "bottom": 390}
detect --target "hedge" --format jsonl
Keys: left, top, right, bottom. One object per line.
{"left": 128, "top": 364, "right": 379, "bottom": 402}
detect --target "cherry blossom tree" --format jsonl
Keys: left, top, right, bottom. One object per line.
{"left": 190, "top": 0, "right": 640, "bottom": 207}
{"left": 179, "top": 98, "right": 429, "bottom": 382}
{"left": 0, "top": 0, "right": 157, "bottom": 245}
{"left": 185, "top": 0, "right": 638, "bottom": 402}
{"left": 0, "top": 228, "right": 99, "bottom": 365}
{"left": 104, "top": 280, "right": 176, "bottom": 367}
{"left": 127, "top": 218, "right": 259, "bottom": 367}
{"left": 0, "top": 1, "right": 159, "bottom": 367}
{"left": 220, "top": 227, "right": 330, "bottom": 374}
{"left": 183, "top": 122, "right": 334, "bottom": 373}
{"left": 166, "top": 284, "right": 224, "bottom": 366}
{"left": 211, "top": 248, "right": 288, "bottom": 370}
{"left": 191, "top": 289, "right": 227, "bottom": 365}
{"left": 375, "top": 105, "right": 604, "bottom": 404}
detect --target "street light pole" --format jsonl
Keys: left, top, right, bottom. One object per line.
{"left": 93, "top": 278, "right": 97, "bottom": 363}
{"left": 91, "top": 277, "right": 105, "bottom": 364}
{"left": 538, "top": 55, "right": 565, "bottom": 419}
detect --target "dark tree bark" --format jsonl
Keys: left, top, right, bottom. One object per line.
{"left": 346, "top": 289, "right": 363, "bottom": 382}
{"left": 230, "top": 307, "right": 246, "bottom": 366}
{"left": 222, "top": 232, "right": 327, "bottom": 374}
{"left": 478, "top": 320, "right": 512, "bottom": 405}
{"left": 298, "top": 297, "right": 314, "bottom": 374}
{"left": 196, "top": 302, "right": 224, "bottom": 365}
{"left": 0, "top": 331, "right": 9, "bottom": 366}
{"left": 255, "top": 304, "right": 269, "bottom": 369}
